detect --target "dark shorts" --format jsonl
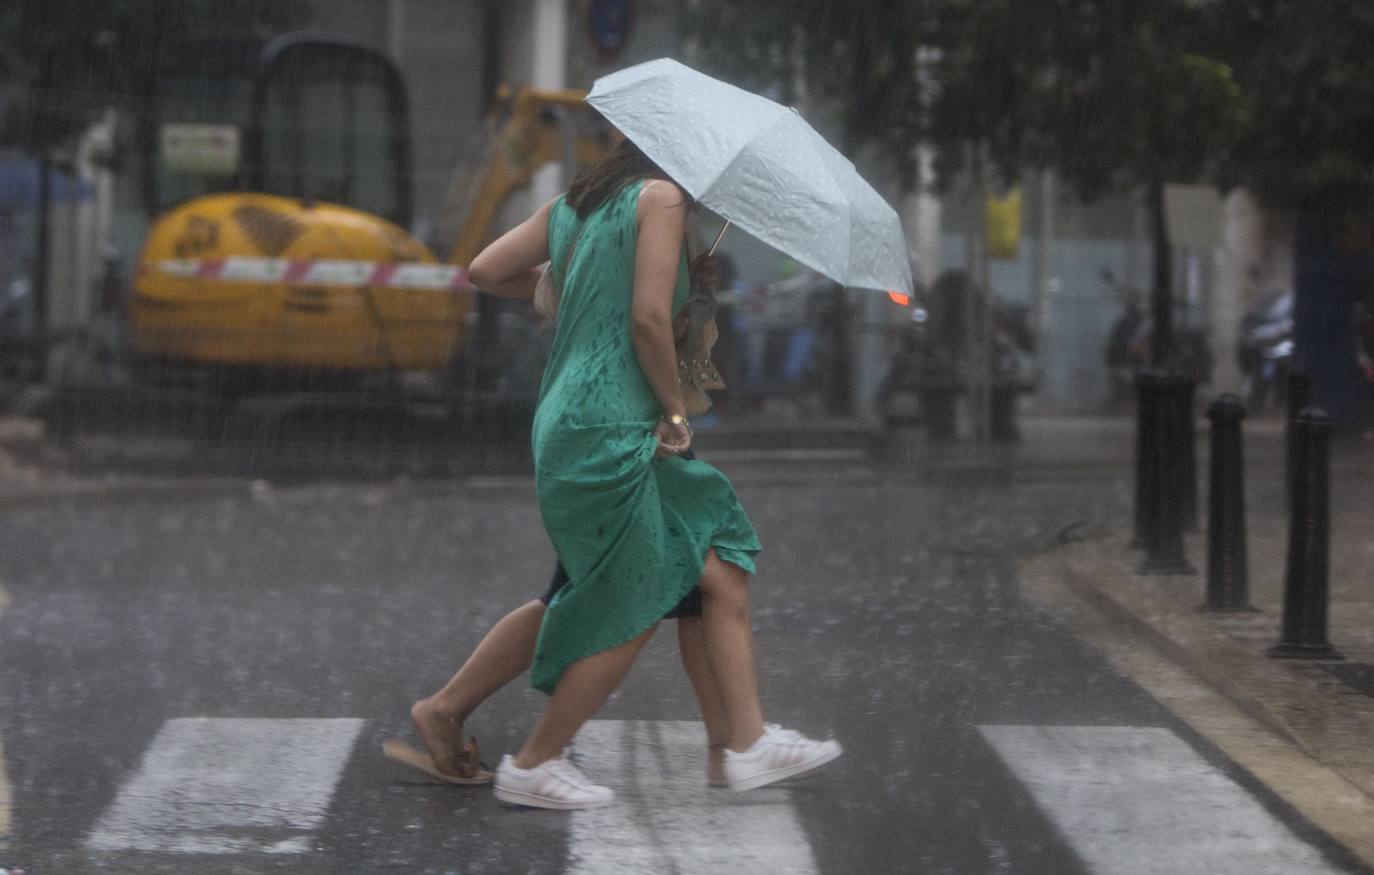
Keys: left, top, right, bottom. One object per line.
{"left": 540, "top": 562, "right": 704, "bottom": 618}
{"left": 539, "top": 447, "right": 705, "bottom": 619}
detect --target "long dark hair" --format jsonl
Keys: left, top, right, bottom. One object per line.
{"left": 565, "top": 138, "right": 690, "bottom": 219}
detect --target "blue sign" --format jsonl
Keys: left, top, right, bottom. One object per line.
{"left": 588, "top": 0, "right": 635, "bottom": 59}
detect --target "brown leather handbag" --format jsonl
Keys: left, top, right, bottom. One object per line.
{"left": 673, "top": 282, "right": 725, "bottom": 416}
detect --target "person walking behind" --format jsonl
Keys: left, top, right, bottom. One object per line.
{"left": 391, "top": 261, "right": 730, "bottom": 789}
{"left": 466, "top": 139, "right": 841, "bottom": 810}
{"left": 398, "top": 564, "right": 729, "bottom": 787}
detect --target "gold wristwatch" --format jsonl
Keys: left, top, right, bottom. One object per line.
{"left": 663, "top": 414, "right": 689, "bottom": 428}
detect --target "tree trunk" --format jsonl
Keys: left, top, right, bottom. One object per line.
{"left": 1148, "top": 174, "right": 1173, "bottom": 369}
{"left": 966, "top": 142, "right": 992, "bottom": 443}
{"left": 825, "top": 284, "right": 853, "bottom": 416}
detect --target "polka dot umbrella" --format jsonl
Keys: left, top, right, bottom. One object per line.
{"left": 586, "top": 57, "right": 914, "bottom": 301}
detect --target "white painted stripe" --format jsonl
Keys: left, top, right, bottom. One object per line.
{"left": 978, "top": 725, "right": 1343, "bottom": 875}
{"left": 152, "top": 258, "right": 471, "bottom": 290}
{"left": 568, "top": 720, "right": 817, "bottom": 874}
{"left": 87, "top": 718, "right": 363, "bottom": 855}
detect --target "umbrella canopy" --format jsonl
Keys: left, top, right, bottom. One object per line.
{"left": 586, "top": 58, "right": 913, "bottom": 299}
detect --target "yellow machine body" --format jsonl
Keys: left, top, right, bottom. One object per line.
{"left": 131, "top": 84, "right": 608, "bottom": 379}
{"left": 132, "top": 193, "right": 468, "bottom": 373}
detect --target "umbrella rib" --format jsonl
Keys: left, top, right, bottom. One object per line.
{"left": 694, "top": 109, "right": 796, "bottom": 203}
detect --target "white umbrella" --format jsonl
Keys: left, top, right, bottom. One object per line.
{"left": 586, "top": 57, "right": 914, "bottom": 299}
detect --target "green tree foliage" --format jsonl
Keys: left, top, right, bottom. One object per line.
{"left": 1209, "top": 0, "right": 1374, "bottom": 207}
{"left": 1029, "top": 1, "right": 1244, "bottom": 363}
{"left": 0, "top": 0, "right": 310, "bottom": 152}
{"left": 1031, "top": 2, "right": 1243, "bottom": 200}
{"left": 682, "top": 0, "right": 1246, "bottom": 363}
{"left": 681, "top": 0, "right": 932, "bottom": 183}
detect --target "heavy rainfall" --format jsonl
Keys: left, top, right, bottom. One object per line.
{"left": 0, "top": 1, "right": 1372, "bottom": 873}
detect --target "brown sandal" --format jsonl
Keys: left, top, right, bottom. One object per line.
{"left": 382, "top": 736, "right": 494, "bottom": 785}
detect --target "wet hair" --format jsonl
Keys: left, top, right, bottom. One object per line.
{"left": 565, "top": 138, "right": 691, "bottom": 219}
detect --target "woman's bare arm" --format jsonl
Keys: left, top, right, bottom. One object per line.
{"left": 630, "top": 181, "right": 690, "bottom": 434}
{"left": 467, "top": 198, "right": 556, "bottom": 299}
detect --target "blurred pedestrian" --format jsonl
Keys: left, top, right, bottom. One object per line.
{"left": 461, "top": 138, "right": 839, "bottom": 809}
{"left": 1355, "top": 299, "right": 1374, "bottom": 442}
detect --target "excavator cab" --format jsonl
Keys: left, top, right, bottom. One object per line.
{"left": 133, "top": 33, "right": 457, "bottom": 383}
{"left": 131, "top": 30, "right": 611, "bottom": 398}
{"left": 143, "top": 33, "right": 412, "bottom": 227}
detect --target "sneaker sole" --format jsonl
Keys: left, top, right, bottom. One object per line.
{"left": 493, "top": 785, "right": 615, "bottom": 810}
{"left": 727, "top": 744, "right": 842, "bottom": 792}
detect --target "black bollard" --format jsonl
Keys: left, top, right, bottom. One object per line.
{"left": 1178, "top": 378, "right": 1199, "bottom": 531}
{"left": 1140, "top": 375, "right": 1196, "bottom": 575}
{"left": 1269, "top": 408, "right": 1342, "bottom": 659}
{"left": 1203, "top": 395, "right": 1254, "bottom": 611}
{"left": 1284, "top": 368, "right": 1311, "bottom": 503}
{"left": 1132, "top": 371, "right": 1161, "bottom": 548}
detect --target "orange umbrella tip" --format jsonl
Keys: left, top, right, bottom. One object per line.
{"left": 888, "top": 291, "right": 910, "bottom": 306}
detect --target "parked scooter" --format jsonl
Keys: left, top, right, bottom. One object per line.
{"left": 1237, "top": 290, "right": 1294, "bottom": 412}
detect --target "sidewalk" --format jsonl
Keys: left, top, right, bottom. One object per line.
{"left": 1020, "top": 428, "right": 1374, "bottom": 867}
{"left": 0, "top": 411, "right": 248, "bottom": 508}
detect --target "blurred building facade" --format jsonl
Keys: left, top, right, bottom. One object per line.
{"left": 14, "top": 0, "right": 1311, "bottom": 417}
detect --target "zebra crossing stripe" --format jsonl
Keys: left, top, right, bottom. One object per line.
{"left": 86, "top": 718, "right": 363, "bottom": 855}
{"left": 978, "top": 725, "right": 1344, "bottom": 875}
{"left": 568, "top": 720, "right": 818, "bottom": 874}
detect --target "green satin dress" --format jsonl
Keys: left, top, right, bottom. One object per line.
{"left": 529, "top": 179, "right": 761, "bottom": 695}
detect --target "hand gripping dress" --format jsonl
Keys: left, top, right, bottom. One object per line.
{"left": 529, "top": 179, "right": 761, "bottom": 695}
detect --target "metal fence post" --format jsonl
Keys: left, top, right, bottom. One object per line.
{"left": 1133, "top": 371, "right": 1160, "bottom": 548}
{"left": 1284, "top": 368, "right": 1311, "bottom": 503}
{"left": 1178, "top": 378, "right": 1199, "bottom": 531}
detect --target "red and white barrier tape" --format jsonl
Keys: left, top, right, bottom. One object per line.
{"left": 151, "top": 257, "right": 472, "bottom": 290}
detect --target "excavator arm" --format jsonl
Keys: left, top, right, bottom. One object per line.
{"left": 446, "top": 87, "right": 613, "bottom": 267}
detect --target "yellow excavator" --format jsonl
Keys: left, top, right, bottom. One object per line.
{"left": 131, "top": 32, "right": 611, "bottom": 388}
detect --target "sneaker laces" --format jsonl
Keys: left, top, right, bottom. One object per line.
{"left": 545, "top": 756, "right": 594, "bottom": 790}
{"left": 764, "top": 724, "right": 806, "bottom": 745}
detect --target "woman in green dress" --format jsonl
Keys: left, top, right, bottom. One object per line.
{"left": 467, "top": 139, "right": 841, "bottom": 810}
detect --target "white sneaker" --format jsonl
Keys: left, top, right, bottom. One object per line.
{"left": 723, "top": 724, "right": 842, "bottom": 792}
{"left": 493, "top": 754, "right": 615, "bottom": 810}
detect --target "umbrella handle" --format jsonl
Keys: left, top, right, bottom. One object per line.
{"left": 707, "top": 221, "right": 731, "bottom": 257}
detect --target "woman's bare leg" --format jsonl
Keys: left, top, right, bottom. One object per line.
{"left": 411, "top": 599, "right": 546, "bottom": 772}
{"left": 511, "top": 625, "right": 658, "bottom": 768}
{"left": 697, "top": 549, "right": 766, "bottom": 752}
{"left": 677, "top": 616, "right": 730, "bottom": 783}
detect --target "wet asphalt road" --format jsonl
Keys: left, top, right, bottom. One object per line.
{"left": 0, "top": 474, "right": 1364, "bottom": 874}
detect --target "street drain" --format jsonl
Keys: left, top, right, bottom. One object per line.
{"left": 1320, "top": 662, "right": 1374, "bottom": 698}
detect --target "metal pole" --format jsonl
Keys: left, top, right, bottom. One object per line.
{"left": 1284, "top": 368, "right": 1311, "bottom": 504}
{"left": 1178, "top": 377, "right": 1198, "bottom": 531}
{"left": 1204, "top": 394, "right": 1253, "bottom": 611}
{"left": 32, "top": 150, "right": 51, "bottom": 382}
{"left": 1269, "top": 407, "right": 1342, "bottom": 659}
{"left": 1132, "top": 370, "right": 1159, "bottom": 548}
